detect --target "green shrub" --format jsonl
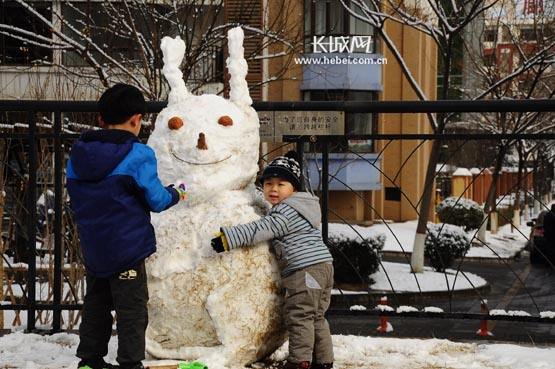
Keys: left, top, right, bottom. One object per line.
{"left": 436, "top": 196, "right": 484, "bottom": 230}
{"left": 328, "top": 233, "right": 384, "bottom": 285}
{"left": 425, "top": 223, "right": 470, "bottom": 272}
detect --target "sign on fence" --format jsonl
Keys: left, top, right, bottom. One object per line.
{"left": 259, "top": 111, "right": 345, "bottom": 142}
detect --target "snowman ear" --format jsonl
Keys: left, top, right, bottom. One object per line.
{"left": 161, "top": 36, "right": 191, "bottom": 104}
{"left": 227, "top": 27, "right": 253, "bottom": 110}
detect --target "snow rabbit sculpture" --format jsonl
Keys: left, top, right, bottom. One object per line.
{"left": 145, "top": 27, "right": 286, "bottom": 366}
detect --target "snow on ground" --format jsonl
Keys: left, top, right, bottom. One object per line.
{"left": 330, "top": 260, "right": 487, "bottom": 295}
{"left": 370, "top": 261, "right": 487, "bottom": 292}
{"left": 329, "top": 221, "right": 528, "bottom": 259}
{"left": 1, "top": 331, "right": 554, "bottom": 369}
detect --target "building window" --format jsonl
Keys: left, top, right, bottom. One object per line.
{"left": 61, "top": 2, "right": 142, "bottom": 67}
{"left": 58, "top": 2, "right": 224, "bottom": 83}
{"left": 303, "top": 90, "right": 376, "bottom": 153}
{"left": 304, "top": 0, "right": 376, "bottom": 53}
{"left": 0, "top": 1, "right": 52, "bottom": 65}
{"left": 484, "top": 52, "right": 496, "bottom": 67}
{"left": 483, "top": 29, "right": 497, "bottom": 42}
{"left": 520, "top": 27, "right": 536, "bottom": 41}
{"left": 385, "top": 187, "right": 402, "bottom": 201}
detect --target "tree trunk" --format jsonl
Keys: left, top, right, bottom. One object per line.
{"left": 484, "top": 144, "right": 508, "bottom": 234}
{"left": 410, "top": 38, "right": 453, "bottom": 273}
{"left": 0, "top": 139, "right": 5, "bottom": 327}
{"left": 512, "top": 144, "right": 525, "bottom": 230}
{"left": 477, "top": 214, "right": 488, "bottom": 244}
{"left": 411, "top": 139, "right": 442, "bottom": 272}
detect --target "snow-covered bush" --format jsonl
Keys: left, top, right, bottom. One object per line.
{"left": 436, "top": 197, "right": 484, "bottom": 230}
{"left": 328, "top": 233, "right": 385, "bottom": 285}
{"left": 425, "top": 223, "right": 470, "bottom": 272}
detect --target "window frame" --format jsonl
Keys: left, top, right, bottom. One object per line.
{"left": 304, "top": 0, "right": 378, "bottom": 53}
{"left": 0, "top": 1, "right": 53, "bottom": 66}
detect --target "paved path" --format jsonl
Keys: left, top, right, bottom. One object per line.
{"left": 328, "top": 256, "right": 555, "bottom": 344}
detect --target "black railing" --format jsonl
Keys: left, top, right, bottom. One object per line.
{"left": 0, "top": 98, "right": 554, "bottom": 334}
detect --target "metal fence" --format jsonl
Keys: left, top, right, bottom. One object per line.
{"left": 0, "top": 99, "right": 554, "bottom": 335}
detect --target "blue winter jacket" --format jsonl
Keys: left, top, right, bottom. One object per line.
{"left": 66, "top": 129, "right": 179, "bottom": 277}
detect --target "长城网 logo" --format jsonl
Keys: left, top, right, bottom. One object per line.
{"left": 312, "top": 35, "right": 374, "bottom": 54}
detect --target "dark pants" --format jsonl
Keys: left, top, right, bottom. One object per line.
{"left": 77, "top": 261, "right": 148, "bottom": 368}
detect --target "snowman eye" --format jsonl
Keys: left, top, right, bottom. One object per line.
{"left": 168, "top": 116, "right": 184, "bottom": 130}
{"left": 218, "top": 115, "right": 233, "bottom": 126}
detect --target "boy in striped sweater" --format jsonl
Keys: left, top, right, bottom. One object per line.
{"left": 211, "top": 151, "right": 334, "bottom": 369}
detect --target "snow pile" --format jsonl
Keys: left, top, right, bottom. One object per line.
{"left": 375, "top": 304, "right": 394, "bottom": 312}
{"left": 452, "top": 167, "right": 472, "bottom": 177}
{"left": 424, "top": 306, "right": 444, "bottom": 313}
{"left": 349, "top": 305, "right": 367, "bottom": 311}
{"left": 2, "top": 332, "right": 555, "bottom": 369}
{"left": 489, "top": 309, "right": 531, "bottom": 317}
{"left": 270, "top": 336, "right": 555, "bottom": 369}
{"left": 370, "top": 261, "right": 487, "bottom": 292}
{"left": 396, "top": 305, "right": 419, "bottom": 313}
{"left": 144, "top": 27, "right": 285, "bottom": 367}
{"left": 540, "top": 311, "right": 555, "bottom": 319}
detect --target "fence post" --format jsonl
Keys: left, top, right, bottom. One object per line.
{"left": 0, "top": 188, "right": 3, "bottom": 328}
{"left": 296, "top": 140, "right": 304, "bottom": 191}
{"left": 52, "top": 111, "right": 63, "bottom": 332}
{"left": 321, "top": 139, "right": 329, "bottom": 245}
{"left": 26, "top": 111, "right": 37, "bottom": 332}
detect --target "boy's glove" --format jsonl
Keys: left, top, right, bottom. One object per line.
{"left": 175, "top": 183, "right": 188, "bottom": 201}
{"left": 211, "top": 232, "right": 229, "bottom": 253}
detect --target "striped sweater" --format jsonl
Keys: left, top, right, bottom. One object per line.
{"left": 221, "top": 192, "right": 333, "bottom": 277}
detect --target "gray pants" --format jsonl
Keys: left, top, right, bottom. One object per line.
{"left": 282, "top": 262, "right": 334, "bottom": 364}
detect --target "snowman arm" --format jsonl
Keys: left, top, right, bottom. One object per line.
{"left": 221, "top": 212, "right": 290, "bottom": 249}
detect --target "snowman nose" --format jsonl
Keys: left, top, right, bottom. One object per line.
{"left": 197, "top": 132, "right": 208, "bottom": 150}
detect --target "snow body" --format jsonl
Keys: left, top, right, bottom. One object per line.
{"left": 144, "top": 28, "right": 285, "bottom": 367}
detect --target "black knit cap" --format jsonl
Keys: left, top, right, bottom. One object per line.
{"left": 260, "top": 151, "right": 301, "bottom": 190}
{"left": 98, "top": 83, "right": 146, "bottom": 125}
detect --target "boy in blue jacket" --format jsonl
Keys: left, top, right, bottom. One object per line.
{"left": 66, "top": 84, "right": 186, "bottom": 369}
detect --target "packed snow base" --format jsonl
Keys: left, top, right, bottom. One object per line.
{"left": 1, "top": 332, "right": 555, "bottom": 369}
{"left": 144, "top": 28, "right": 285, "bottom": 365}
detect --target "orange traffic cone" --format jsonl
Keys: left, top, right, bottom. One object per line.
{"left": 476, "top": 300, "right": 493, "bottom": 337}
{"left": 376, "top": 296, "right": 393, "bottom": 333}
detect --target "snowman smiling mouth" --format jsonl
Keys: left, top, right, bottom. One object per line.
{"left": 170, "top": 149, "right": 232, "bottom": 165}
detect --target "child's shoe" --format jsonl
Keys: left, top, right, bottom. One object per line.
{"left": 120, "top": 363, "right": 144, "bottom": 369}
{"left": 77, "top": 359, "right": 119, "bottom": 369}
{"left": 311, "top": 363, "right": 333, "bottom": 369}
{"left": 280, "top": 361, "right": 310, "bottom": 369}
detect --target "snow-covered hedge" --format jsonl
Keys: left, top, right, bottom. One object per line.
{"left": 328, "top": 233, "right": 385, "bottom": 285}
{"left": 436, "top": 196, "right": 484, "bottom": 230}
{"left": 425, "top": 223, "right": 470, "bottom": 272}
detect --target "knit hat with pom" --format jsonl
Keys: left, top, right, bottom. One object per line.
{"left": 260, "top": 151, "right": 301, "bottom": 190}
